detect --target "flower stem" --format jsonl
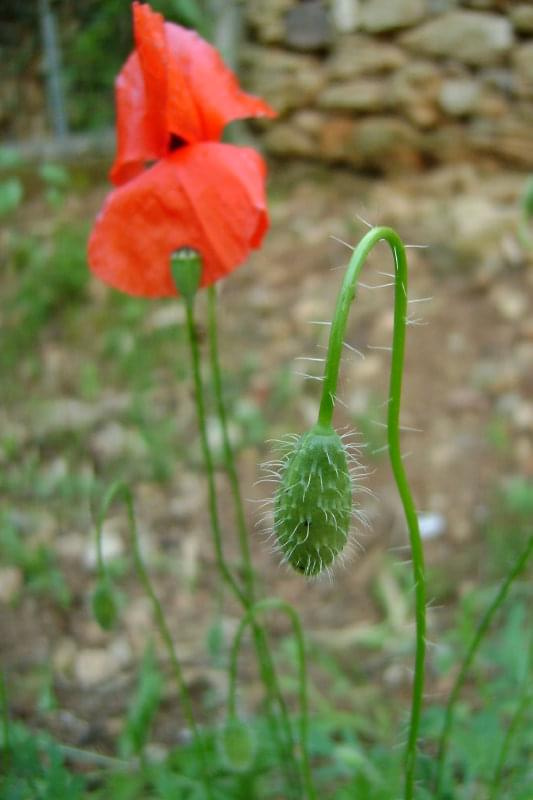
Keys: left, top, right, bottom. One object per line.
{"left": 1, "top": 670, "right": 11, "bottom": 774}
{"left": 434, "top": 535, "right": 533, "bottom": 796}
{"left": 183, "top": 298, "right": 247, "bottom": 606}
{"left": 184, "top": 295, "right": 301, "bottom": 797}
{"left": 488, "top": 680, "right": 531, "bottom": 800}
{"left": 228, "top": 599, "right": 318, "bottom": 800}
{"left": 207, "top": 285, "right": 255, "bottom": 601}
{"left": 96, "top": 482, "right": 212, "bottom": 797}
{"left": 318, "top": 226, "right": 425, "bottom": 800}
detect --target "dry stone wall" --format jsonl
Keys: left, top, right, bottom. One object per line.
{"left": 242, "top": 0, "right": 533, "bottom": 171}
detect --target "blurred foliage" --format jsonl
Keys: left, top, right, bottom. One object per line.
{"left": 0, "top": 511, "right": 71, "bottom": 608}
{"left": 0, "top": 178, "right": 24, "bottom": 216}
{"left": 1, "top": 1, "right": 212, "bottom": 134}
{"left": 2, "top": 221, "right": 90, "bottom": 370}
{"left": 119, "top": 643, "right": 163, "bottom": 759}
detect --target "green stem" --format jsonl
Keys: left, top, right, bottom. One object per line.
{"left": 97, "top": 482, "right": 212, "bottom": 797}
{"left": 318, "top": 227, "right": 425, "bottom": 800}
{"left": 228, "top": 599, "right": 317, "bottom": 800}
{"left": 184, "top": 293, "right": 302, "bottom": 798}
{"left": 489, "top": 686, "right": 531, "bottom": 800}
{"left": 434, "top": 535, "right": 533, "bottom": 796}
{"left": 184, "top": 298, "right": 247, "bottom": 606}
{"left": 489, "top": 685, "right": 531, "bottom": 800}
{"left": 207, "top": 285, "right": 255, "bottom": 602}
{"left": 1, "top": 671, "right": 10, "bottom": 775}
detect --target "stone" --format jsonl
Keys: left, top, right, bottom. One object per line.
{"left": 445, "top": 194, "right": 516, "bottom": 256}
{"left": 513, "top": 43, "right": 533, "bottom": 91}
{"left": 439, "top": 78, "right": 481, "bottom": 116}
{"left": 285, "top": 1, "right": 332, "bottom": 51}
{"left": 390, "top": 61, "right": 442, "bottom": 127}
{"left": 90, "top": 422, "right": 147, "bottom": 461}
{"left": 242, "top": 46, "right": 326, "bottom": 114}
{"left": 349, "top": 117, "right": 423, "bottom": 170}
{"left": 331, "top": 0, "right": 361, "bottom": 33}
{"left": 74, "top": 640, "right": 131, "bottom": 687}
{"left": 491, "top": 287, "right": 529, "bottom": 321}
{"left": 264, "top": 119, "right": 318, "bottom": 158}
{"left": 245, "top": 0, "right": 295, "bottom": 44}
{"left": 0, "top": 567, "right": 23, "bottom": 603}
{"left": 401, "top": 11, "right": 514, "bottom": 66}
{"left": 468, "top": 118, "right": 533, "bottom": 167}
{"left": 327, "top": 35, "right": 406, "bottom": 80}
{"left": 74, "top": 648, "right": 119, "bottom": 687}
{"left": 318, "top": 77, "right": 388, "bottom": 112}
{"left": 511, "top": 4, "right": 533, "bottom": 34}
{"left": 418, "top": 512, "right": 447, "bottom": 540}
{"left": 360, "top": 0, "right": 425, "bottom": 32}
{"left": 318, "top": 115, "right": 356, "bottom": 160}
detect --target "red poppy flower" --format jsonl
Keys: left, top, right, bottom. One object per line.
{"left": 88, "top": 1, "right": 275, "bottom": 298}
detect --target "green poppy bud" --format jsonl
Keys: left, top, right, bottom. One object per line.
{"left": 273, "top": 425, "right": 353, "bottom": 576}
{"left": 91, "top": 577, "right": 119, "bottom": 631}
{"left": 218, "top": 718, "right": 255, "bottom": 772}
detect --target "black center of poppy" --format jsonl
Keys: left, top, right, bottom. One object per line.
{"left": 168, "top": 133, "right": 187, "bottom": 152}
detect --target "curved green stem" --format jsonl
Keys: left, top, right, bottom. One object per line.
{"left": 318, "top": 227, "right": 425, "bottom": 800}
{"left": 207, "top": 285, "right": 255, "bottom": 602}
{"left": 184, "top": 295, "right": 301, "bottom": 797}
{"left": 434, "top": 535, "right": 533, "bottom": 796}
{"left": 228, "top": 599, "right": 317, "bottom": 800}
{"left": 96, "top": 481, "right": 212, "bottom": 797}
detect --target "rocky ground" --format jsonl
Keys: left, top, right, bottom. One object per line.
{"left": 1, "top": 158, "right": 532, "bottom": 756}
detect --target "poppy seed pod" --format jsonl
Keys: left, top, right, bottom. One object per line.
{"left": 273, "top": 425, "right": 354, "bottom": 576}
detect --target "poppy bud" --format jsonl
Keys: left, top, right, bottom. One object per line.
{"left": 273, "top": 425, "right": 353, "bottom": 576}
{"left": 91, "top": 577, "right": 119, "bottom": 631}
{"left": 218, "top": 718, "right": 255, "bottom": 772}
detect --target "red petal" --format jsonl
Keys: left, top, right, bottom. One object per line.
{"left": 88, "top": 143, "right": 269, "bottom": 298}
{"left": 110, "top": 3, "right": 276, "bottom": 182}
{"left": 109, "top": 52, "right": 162, "bottom": 186}
{"left": 164, "top": 22, "right": 276, "bottom": 142}
{"left": 131, "top": 2, "right": 168, "bottom": 151}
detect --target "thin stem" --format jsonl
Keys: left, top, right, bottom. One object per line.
{"left": 184, "top": 295, "right": 301, "bottom": 797}
{"left": 97, "top": 482, "right": 213, "bottom": 797}
{"left": 228, "top": 599, "right": 317, "bottom": 800}
{"left": 1, "top": 671, "right": 10, "bottom": 775}
{"left": 184, "top": 298, "right": 247, "bottom": 606}
{"left": 318, "top": 227, "right": 425, "bottom": 800}
{"left": 434, "top": 535, "right": 533, "bottom": 796}
{"left": 488, "top": 684, "right": 531, "bottom": 800}
{"left": 207, "top": 285, "right": 255, "bottom": 602}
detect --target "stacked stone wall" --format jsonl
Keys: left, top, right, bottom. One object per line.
{"left": 242, "top": 0, "right": 533, "bottom": 171}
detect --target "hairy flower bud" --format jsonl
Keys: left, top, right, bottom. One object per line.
{"left": 273, "top": 425, "right": 353, "bottom": 576}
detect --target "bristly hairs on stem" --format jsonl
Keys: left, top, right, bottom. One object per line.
{"left": 268, "top": 226, "right": 426, "bottom": 800}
